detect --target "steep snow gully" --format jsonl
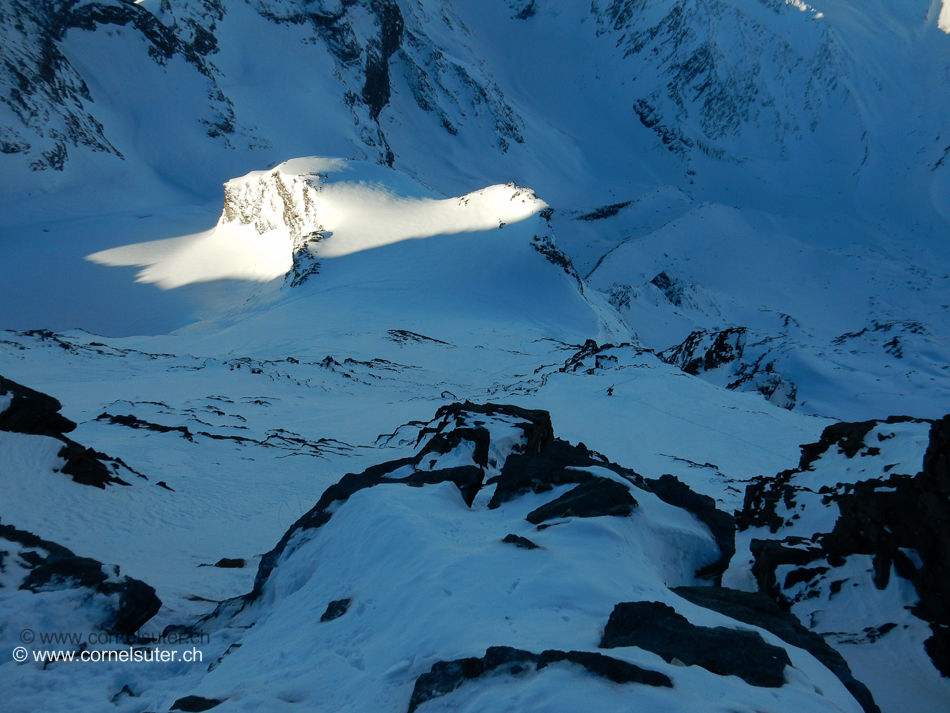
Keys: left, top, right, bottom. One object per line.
{"left": 2, "top": 1, "right": 950, "bottom": 712}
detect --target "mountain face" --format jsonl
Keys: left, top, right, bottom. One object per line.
{"left": 1, "top": 1, "right": 950, "bottom": 713}
{"left": 4, "top": 0, "right": 948, "bottom": 209}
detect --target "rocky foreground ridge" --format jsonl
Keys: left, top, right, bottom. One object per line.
{"left": 5, "top": 388, "right": 947, "bottom": 712}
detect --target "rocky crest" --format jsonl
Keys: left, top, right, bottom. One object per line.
{"left": 163, "top": 402, "right": 880, "bottom": 713}
{"left": 1, "top": 374, "right": 138, "bottom": 488}
{"left": 736, "top": 414, "right": 950, "bottom": 677}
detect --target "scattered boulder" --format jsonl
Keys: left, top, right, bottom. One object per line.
{"left": 408, "top": 645, "right": 670, "bottom": 712}
{"left": 170, "top": 696, "right": 224, "bottom": 712}
{"left": 199, "top": 558, "right": 245, "bottom": 569}
{"left": 600, "top": 601, "right": 792, "bottom": 687}
{"left": 501, "top": 533, "right": 539, "bottom": 549}
{"left": 673, "top": 586, "right": 880, "bottom": 713}
{"left": 320, "top": 598, "right": 351, "bottom": 622}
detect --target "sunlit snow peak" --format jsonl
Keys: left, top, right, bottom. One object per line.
{"left": 87, "top": 158, "right": 547, "bottom": 289}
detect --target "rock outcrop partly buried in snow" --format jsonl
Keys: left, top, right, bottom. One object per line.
{"left": 88, "top": 157, "right": 549, "bottom": 290}
{"left": 731, "top": 414, "right": 950, "bottom": 710}
{"left": 0, "top": 373, "right": 142, "bottom": 488}
{"left": 160, "top": 403, "right": 877, "bottom": 713}
{"left": 0, "top": 521, "right": 161, "bottom": 637}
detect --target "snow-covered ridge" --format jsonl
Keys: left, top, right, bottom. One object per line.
{"left": 167, "top": 402, "right": 872, "bottom": 713}
{"left": 87, "top": 157, "right": 547, "bottom": 289}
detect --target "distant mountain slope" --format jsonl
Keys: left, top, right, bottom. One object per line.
{"left": 2, "top": 0, "right": 949, "bottom": 223}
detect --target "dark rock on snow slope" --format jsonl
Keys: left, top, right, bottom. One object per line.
{"left": 0, "top": 521, "right": 161, "bottom": 635}
{"left": 167, "top": 402, "right": 888, "bottom": 713}
{"left": 737, "top": 414, "right": 950, "bottom": 678}
{"left": 0, "top": 374, "right": 133, "bottom": 487}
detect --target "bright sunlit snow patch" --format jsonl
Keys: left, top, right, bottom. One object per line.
{"left": 84, "top": 225, "right": 293, "bottom": 289}
{"left": 87, "top": 158, "right": 547, "bottom": 289}
{"left": 785, "top": 0, "right": 823, "bottom": 17}
{"left": 940, "top": 0, "right": 950, "bottom": 32}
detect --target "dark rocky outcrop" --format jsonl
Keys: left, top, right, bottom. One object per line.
{"left": 287, "top": 237, "right": 322, "bottom": 288}
{"left": 659, "top": 329, "right": 797, "bottom": 409}
{"left": 96, "top": 412, "right": 195, "bottom": 441}
{"left": 360, "top": 0, "right": 404, "bottom": 121}
{"left": 650, "top": 271, "right": 686, "bottom": 306}
{"left": 414, "top": 401, "right": 554, "bottom": 461}
{"left": 525, "top": 477, "right": 637, "bottom": 525}
{"left": 735, "top": 469, "right": 799, "bottom": 534}
{"left": 487, "top": 438, "right": 642, "bottom": 509}
{"left": 573, "top": 200, "right": 633, "bottom": 221}
{"left": 736, "top": 417, "right": 925, "bottom": 534}
{"left": 600, "top": 601, "right": 792, "bottom": 687}
{"left": 210, "top": 558, "right": 245, "bottom": 569}
{"left": 558, "top": 339, "right": 632, "bottom": 375}
{"left": 387, "top": 330, "right": 451, "bottom": 346}
{"left": 0, "top": 374, "right": 76, "bottom": 435}
{"left": 673, "top": 586, "right": 880, "bottom": 713}
{"left": 795, "top": 415, "right": 925, "bottom": 470}
{"left": 738, "top": 414, "right": 950, "bottom": 677}
{"left": 507, "top": 0, "right": 538, "bottom": 20}
{"left": 0, "top": 375, "right": 131, "bottom": 488}
{"left": 407, "top": 645, "right": 670, "bottom": 712}
{"left": 501, "top": 533, "right": 539, "bottom": 549}
{"left": 170, "top": 696, "right": 224, "bottom": 712}
{"left": 1, "top": 521, "right": 161, "bottom": 635}
{"left": 531, "top": 234, "right": 582, "bottom": 287}
{"left": 320, "top": 598, "right": 351, "bottom": 622}
{"left": 662, "top": 327, "right": 747, "bottom": 376}
{"left": 535, "top": 649, "right": 671, "bottom": 686}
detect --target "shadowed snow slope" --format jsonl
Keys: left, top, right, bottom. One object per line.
{"left": 83, "top": 158, "right": 625, "bottom": 356}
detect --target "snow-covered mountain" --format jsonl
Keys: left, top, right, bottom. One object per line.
{"left": 1, "top": 1, "right": 949, "bottom": 712}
